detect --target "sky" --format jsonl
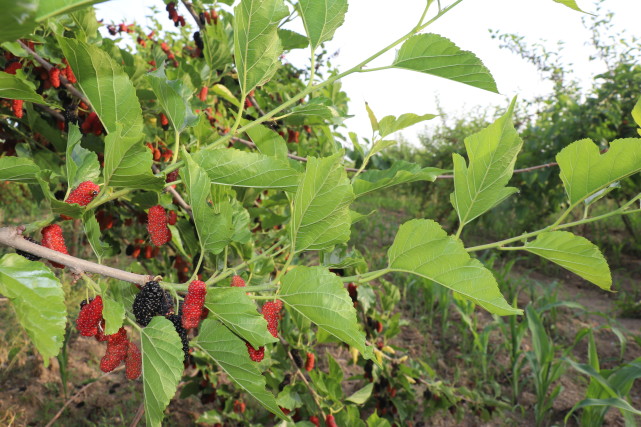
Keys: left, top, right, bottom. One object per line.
{"left": 95, "top": 0, "right": 641, "bottom": 144}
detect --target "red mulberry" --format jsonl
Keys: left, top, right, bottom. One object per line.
{"left": 49, "top": 68, "right": 61, "bottom": 88}
{"left": 100, "top": 327, "right": 129, "bottom": 372}
{"left": 231, "top": 275, "right": 246, "bottom": 288}
{"left": 198, "top": 86, "right": 208, "bottom": 101}
{"left": 305, "top": 352, "right": 315, "bottom": 371}
{"left": 309, "top": 416, "right": 320, "bottom": 427}
{"left": 147, "top": 205, "right": 171, "bottom": 246}
{"left": 167, "top": 210, "right": 177, "bottom": 225}
{"left": 4, "top": 61, "right": 22, "bottom": 74}
{"left": 125, "top": 342, "right": 142, "bottom": 380}
{"left": 326, "top": 414, "right": 337, "bottom": 427}
{"left": 41, "top": 224, "right": 68, "bottom": 268}
{"left": 245, "top": 342, "right": 264, "bottom": 362}
{"left": 61, "top": 181, "right": 100, "bottom": 220}
{"left": 182, "top": 280, "right": 207, "bottom": 329}
{"left": 12, "top": 99, "right": 23, "bottom": 119}
{"left": 160, "top": 113, "right": 169, "bottom": 130}
{"left": 262, "top": 300, "right": 282, "bottom": 338}
{"left": 76, "top": 296, "right": 104, "bottom": 337}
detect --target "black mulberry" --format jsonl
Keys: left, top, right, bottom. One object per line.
{"left": 132, "top": 281, "right": 172, "bottom": 326}
{"left": 17, "top": 236, "right": 41, "bottom": 261}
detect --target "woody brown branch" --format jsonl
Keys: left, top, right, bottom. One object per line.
{"left": 0, "top": 226, "right": 152, "bottom": 286}
{"left": 17, "top": 40, "right": 91, "bottom": 107}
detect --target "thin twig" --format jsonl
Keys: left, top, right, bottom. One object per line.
{"left": 248, "top": 95, "right": 266, "bottom": 117}
{"left": 181, "top": 0, "right": 204, "bottom": 30}
{"left": 44, "top": 367, "right": 124, "bottom": 427}
{"left": 129, "top": 402, "right": 145, "bottom": 427}
{"left": 280, "top": 338, "right": 326, "bottom": 418}
{"left": 18, "top": 41, "right": 91, "bottom": 107}
{"left": 0, "top": 227, "right": 152, "bottom": 286}
{"left": 35, "top": 104, "right": 65, "bottom": 122}
{"left": 152, "top": 165, "right": 193, "bottom": 216}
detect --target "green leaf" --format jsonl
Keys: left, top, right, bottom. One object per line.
{"left": 346, "top": 383, "right": 374, "bottom": 404}
{"left": 194, "top": 148, "right": 300, "bottom": 192}
{"left": 195, "top": 319, "right": 286, "bottom": 420}
{"left": 632, "top": 96, "right": 641, "bottom": 128}
{"left": 65, "top": 124, "right": 100, "bottom": 188}
{"left": 353, "top": 161, "right": 444, "bottom": 198}
{"left": 556, "top": 138, "right": 641, "bottom": 205}
{"left": 211, "top": 84, "right": 240, "bottom": 107}
{"left": 451, "top": 98, "right": 522, "bottom": 227}
{"left": 142, "top": 317, "right": 185, "bottom": 427}
{"left": 288, "top": 97, "right": 341, "bottom": 125}
{"left": 205, "top": 287, "right": 277, "bottom": 348}
{"left": 570, "top": 398, "right": 641, "bottom": 418}
{"left": 387, "top": 219, "right": 520, "bottom": 315}
{"left": 0, "top": 72, "right": 47, "bottom": 103}
{"left": 365, "top": 102, "right": 379, "bottom": 132}
{"left": 552, "top": 0, "right": 587, "bottom": 13}
{"left": 278, "top": 29, "right": 309, "bottom": 51}
{"left": 234, "top": 0, "right": 289, "bottom": 95}
{"left": 183, "top": 153, "right": 234, "bottom": 255}
{"left": 103, "top": 125, "right": 164, "bottom": 190}
{"left": 147, "top": 66, "right": 198, "bottom": 133}
{"left": 0, "top": 254, "right": 67, "bottom": 366}
{"left": 102, "top": 296, "right": 124, "bottom": 335}
{"left": 0, "top": 1, "right": 37, "bottom": 44}
{"left": 36, "top": 0, "right": 110, "bottom": 21}
{"left": 0, "top": 156, "right": 40, "bottom": 183}
{"left": 245, "top": 125, "right": 288, "bottom": 160}
{"left": 231, "top": 200, "right": 252, "bottom": 244}
{"left": 297, "top": 0, "right": 348, "bottom": 51}
{"left": 280, "top": 266, "right": 372, "bottom": 359}
{"left": 202, "top": 21, "right": 232, "bottom": 71}
{"left": 35, "top": 171, "right": 84, "bottom": 219}
{"left": 291, "top": 152, "right": 354, "bottom": 252}
{"left": 378, "top": 113, "right": 437, "bottom": 138}
{"left": 58, "top": 37, "right": 143, "bottom": 140}
{"left": 522, "top": 231, "right": 611, "bottom": 290}
{"left": 392, "top": 33, "right": 498, "bottom": 93}
{"left": 82, "top": 211, "right": 113, "bottom": 260}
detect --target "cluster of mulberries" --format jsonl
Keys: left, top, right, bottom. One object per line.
{"left": 41, "top": 224, "right": 68, "bottom": 268}
{"left": 16, "top": 236, "right": 41, "bottom": 261}
{"left": 166, "top": 2, "right": 186, "bottom": 27}
{"left": 147, "top": 205, "right": 172, "bottom": 246}
{"left": 132, "top": 281, "right": 172, "bottom": 326}
{"left": 80, "top": 111, "right": 104, "bottom": 135}
{"left": 75, "top": 297, "right": 141, "bottom": 379}
{"left": 262, "top": 300, "right": 282, "bottom": 338}
{"left": 182, "top": 280, "right": 207, "bottom": 329}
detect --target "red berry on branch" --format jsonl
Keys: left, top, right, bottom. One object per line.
{"left": 198, "top": 86, "right": 208, "bottom": 102}
{"left": 326, "top": 414, "right": 338, "bottom": 427}
{"left": 100, "top": 327, "right": 129, "bottom": 372}
{"left": 376, "top": 321, "right": 383, "bottom": 333}
{"left": 309, "top": 416, "right": 320, "bottom": 427}
{"left": 167, "top": 210, "right": 177, "bottom": 225}
{"left": 147, "top": 205, "right": 172, "bottom": 246}
{"left": 231, "top": 275, "right": 246, "bottom": 288}
{"left": 125, "top": 342, "right": 142, "bottom": 379}
{"left": 182, "top": 280, "right": 207, "bottom": 329}
{"left": 4, "top": 61, "right": 22, "bottom": 75}
{"left": 305, "top": 352, "right": 315, "bottom": 371}
{"left": 245, "top": 342, "right": 265, "bottom": 362}
{"left": 233, "top": 400, "right": 246, "bottom": 414}
{"left": 76, "top": 296, "right": 104, "bottom": 337}
{"left": 11, "top": 99, "right": 23, "bottom": 119}
{"left": 49, "top": 67, "right": 61, "bottom": 88}
{"left": 262, "top": 300, "right": 282, "bottom": 338}
{"left": 160, "top": 113, "right": 169, "bottom": 130}
{"left": 41, "top": 224, "right": 68, "bottom": 268}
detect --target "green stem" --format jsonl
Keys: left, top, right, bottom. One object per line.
{"left": 86, "top": 188, "right": 131, "bottom": 210}
{"left": 341, "top": 268, "right": 390, "bottom": 283}
{"left": 467, "top": 206, "right": 641, "bottom": 252}
{"left": 357, "top": 65, "right": 393, "bottom": 73}
{"left": 231, "top": 94, "right": 246, "bottom": 135}
{"left": 455, "top": 222, "right": 464, "bottom": 239}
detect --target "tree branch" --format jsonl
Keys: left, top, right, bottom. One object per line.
{"left": 181, "top": 0, "right": 204, "bottom": 30}
{"left": 18, "top": 40, "right": 91, "bottom": 107}
{"left": 0, "top": 227, "right": 152, "bottom": 286}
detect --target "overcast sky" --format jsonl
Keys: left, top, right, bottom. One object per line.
{"left": 95, "top": 0, "right": 641, "bottom": 144}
